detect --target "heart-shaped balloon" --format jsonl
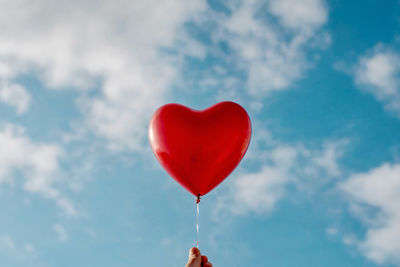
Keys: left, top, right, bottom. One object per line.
{"left": 149, "top": 101, "right": 251, "bottom": 197}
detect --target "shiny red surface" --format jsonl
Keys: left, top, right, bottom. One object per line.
{"left": 148, "top": 101, "right": 251, "bottom": 197}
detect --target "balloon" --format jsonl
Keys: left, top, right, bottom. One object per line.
{"left": 148, "top": 101, "right": 251, "bottom": 198}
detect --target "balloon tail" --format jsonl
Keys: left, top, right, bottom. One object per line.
{"left": 196, "top": 196, "right": 200, "bottom": 248}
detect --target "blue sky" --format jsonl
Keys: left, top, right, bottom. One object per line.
{"left": 0, "top": 0, "right": 400, "bottom": 266}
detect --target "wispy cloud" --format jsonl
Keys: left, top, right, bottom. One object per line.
{"left": 0, "top": 124, "right": 76, "bottom": 216}
{"left": 340, "top": 163, "right": 400, "bottom": 266}
{"left": 227, "top": 146, "right": 296, "bottom": 215}
{"left": 217, "top": 126, "right": 348, "bottom": 216}
{"left": 326, "top": 226, "right": 339, "bottom": 237}
{"left": 53, "top": 224, "right": 69, "bottom": 242}
{"left": 0, "top": 0, "right": 330, "bottom": 151}
{"left": 354, "top": 44, "right": 400, "bottom": 118}
{"left": 202, "top": 0, "right": 329, "bottom": 99}
{"left": 1, "top": 236, "right": 15, "bottom": 249}
{"left": 268, "top": 0, "right": 328, "bottom": 32}
{"left": 0, "top": 0, "right": 207, "bottom": 151}
{"left": 0, "top": 82, "right": 30, "bottom": 114}
{"left": 25, "top": 243, "right": 35, "bottom": 253}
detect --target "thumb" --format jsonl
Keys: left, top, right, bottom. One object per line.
{"left": 185, "top": 247, "right": 202, "bottom": 267}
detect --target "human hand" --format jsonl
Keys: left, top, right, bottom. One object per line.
{"left": 185, "top": 247, "right": 213, "bottom": 267}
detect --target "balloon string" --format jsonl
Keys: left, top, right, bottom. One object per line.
{"left": 196, "top": 195, "right": 201, "bottom": 248}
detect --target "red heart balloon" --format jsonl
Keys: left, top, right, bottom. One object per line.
{"left": 148, "top": 101, "right": 251, "bottom": 197}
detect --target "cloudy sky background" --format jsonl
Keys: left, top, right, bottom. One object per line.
{"left": 1, "top": 0, "right": 400, "bottom": 266}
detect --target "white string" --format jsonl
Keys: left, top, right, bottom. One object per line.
{"left": 196, "top": 201, "right": 200, "bottom": 248}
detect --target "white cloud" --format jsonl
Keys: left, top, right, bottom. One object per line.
{"left": 53, "top": 224, "right": 68, "bottom": 242}
{"left": 0, "top": 124, "right": 76, "bottom": 216}
{"left": 340, "top": 163, "right": 400, "bottom": 266}
{"left": 0, "top": 0, "right": 207, "bottom": 150}
{"left": 208, "top": 0, "right": 329, "bottom": 97}
{"left": 230, "top": 146, "right": 297, "bottom": 215}
{"left": 355, "top": 45, "right": 400, "bottom": 117}
{"left": 2, "top": 236, "right": 15, "bottom": 249}
{"left": 0, "top": 0, "right": 330, "bottom": 150}
{"left": 343, "top": 234, "right": 357, "bottom": 246}
{"left": 309, "top": 140, "right": 347, "bottom": 177}
{"left": 0, "top": 237, "right": 37, "bottom": 257}
{"left": 25, "top": 243, "right": 35, "bottom": 253}
{"left": 326, "top": 226, "right": 338, "bottom": 236}
{"left": 217, "top": 128, "right": 347, "bottom": 216}
{"left": 268, "top": 0, "right": 327, "bottom": 32}
{"left": 55, "top": 196, "right": 78, "bottom": 216}
{"left": 0, "top": 82, "right": 31, "bottom": 114}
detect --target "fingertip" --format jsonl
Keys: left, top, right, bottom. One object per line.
{"left": 189, "top": 247, "right": 201, "bottom": 257}
{"left": 201, "top": 255, "right": 208, "bottom": 263}
{"left": 186, "top": 247, "right": 202, "bottom": 267}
